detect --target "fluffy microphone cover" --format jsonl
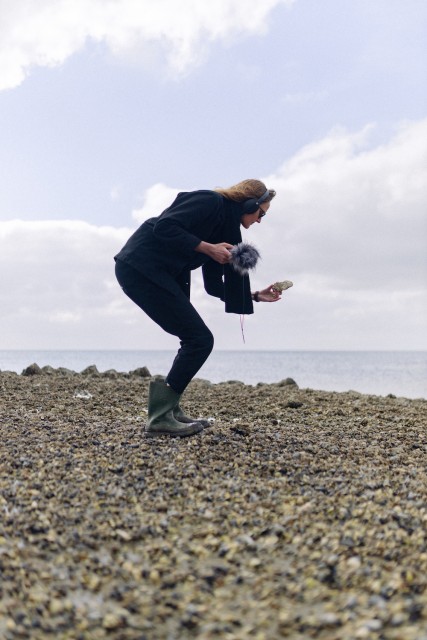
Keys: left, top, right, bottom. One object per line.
{"left": 229, "top": 242, "right": 261, "bottom": 276}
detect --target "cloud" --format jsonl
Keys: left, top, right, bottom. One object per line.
{"left": 0, "top": 0, "right": 294, "bottom": 91}
{"left": 1, "top": 118, "right": 426, "bottom": 350}
{"left": 256, "top": 118, "right": 427, "bottom": 293}
{"left": 0, "top": 219, "right": 143, "bottom": 348}
{"left": 132, "top": 183, "right": 181, "bottom": 223}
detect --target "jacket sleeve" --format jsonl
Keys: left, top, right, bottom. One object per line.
{"left": 153, "top": 191, "right": 223, "bottom": 255}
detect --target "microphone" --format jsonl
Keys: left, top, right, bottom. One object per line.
{"left": 229, "top": 242, "right": 260, "bottom": 276}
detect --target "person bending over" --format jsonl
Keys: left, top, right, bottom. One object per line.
{"left": 114, "top": 178, "right": 281, "bottom": 437}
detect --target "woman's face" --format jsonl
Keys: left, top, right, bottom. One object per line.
{"left": 240, "top": 202, "right": 271, "bottom": 229}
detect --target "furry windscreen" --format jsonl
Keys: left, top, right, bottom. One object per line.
{"left": 229, "top": 242, "right": 261, "bottom": 276}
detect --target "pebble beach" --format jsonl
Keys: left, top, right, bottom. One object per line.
{"left": 1, "top": 365, "right": 427, "bottom": 640}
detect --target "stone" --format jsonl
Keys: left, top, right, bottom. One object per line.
{"left": 278, "top": 377, "right": 298, "bottom": 387}
{"left": 56, "top": 367, "right": 75, "bottom": 376}
{"left": 41, "top": 365, "right": 57, "bottom": 375}
{"left": 129, "top": 366, "right": 151, "bottom": 377}
{"left": 22, "top": 362, "right": 42, "bottom": 376}
{"left": 0, "top": 371, "right": 426, "bottom": 639}
{"left": 81, "top": 364, "right": 100, "bottom": 376}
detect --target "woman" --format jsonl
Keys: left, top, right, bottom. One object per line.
{"left": 114, "top": 178, "right": 281, "bottom": 437}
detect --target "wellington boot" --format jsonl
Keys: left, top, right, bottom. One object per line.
{"left": 146, "top": 380, "right": 203, "bottom": 437}
{"left": 173, "top": 404, "right": 211, "bottom": 428}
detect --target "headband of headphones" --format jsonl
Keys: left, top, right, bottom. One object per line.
{"left": 255, "top": 189, "right": 270, "bottom": 206}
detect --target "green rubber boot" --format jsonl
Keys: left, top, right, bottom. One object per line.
{"left": 146, "top": 380, "right": 203, "bottom": 437}
{"left": 173, "top": 404, "right": 211, "bottom": 428}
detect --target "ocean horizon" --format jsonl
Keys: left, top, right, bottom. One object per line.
{"left": 1, "top": 350, "right": 426, "bottom": 400}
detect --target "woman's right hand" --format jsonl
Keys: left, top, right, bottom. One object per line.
{"left": 195, "top": 241, "right": 233, "bottom": 264}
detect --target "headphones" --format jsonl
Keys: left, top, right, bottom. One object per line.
{"left": 241, "top": 189, "right": 270, "bottom": 214}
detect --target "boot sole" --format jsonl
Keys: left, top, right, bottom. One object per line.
{"left": 176, "top": 418, "right": 212, "bottom": 428}
{"left": 145, "top": 423, "right": 204, "bottom": 438}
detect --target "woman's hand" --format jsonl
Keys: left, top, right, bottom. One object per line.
{"left": 253, "top": 285, "right": 282, "bottom": 302}
{"left": 195, "top": 241, "right": 233, "bottom": 264}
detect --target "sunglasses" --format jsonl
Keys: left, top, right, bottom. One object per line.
{"left": 258, "top": 208, "right": 267, "bottom": 219}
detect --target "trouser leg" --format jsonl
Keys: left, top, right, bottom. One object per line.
{"left": 115, "top": 261, "right": 214, "bottom": 393}
{"left": 166, "top": 328, "right": 214, "bottom": 393}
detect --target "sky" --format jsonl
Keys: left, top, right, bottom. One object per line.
{"left": 0, "top": 0, "right": 426, "bottom": 352}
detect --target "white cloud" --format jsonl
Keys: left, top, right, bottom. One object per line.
{"left": 1, "top": 118, "right": 426, "bottom": 350}
{"left": 256, "top": 118, "right": 427, "bottom": 293}
{"left": 0, "top": 0, "right": 294, "bottom": 91}
{"left": 132, "top": 183, "right": 181, "bottom": 223}
{"left": 0, "top": 219, "right": 145, "bottom": 348}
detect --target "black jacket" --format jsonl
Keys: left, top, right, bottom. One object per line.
{"left": 114, "top": 190, "right": 253, "bottom": 314}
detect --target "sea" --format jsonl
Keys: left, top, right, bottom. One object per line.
{"left": 1, "top": 350, "right": 426, "bottom": 400}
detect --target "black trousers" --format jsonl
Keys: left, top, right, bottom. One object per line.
{"left": 115, "top": 260, "right": 214, "bottom": 394}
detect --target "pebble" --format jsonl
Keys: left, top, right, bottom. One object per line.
{"left": 1, "top": 368, "right": 426, "bottom": 639}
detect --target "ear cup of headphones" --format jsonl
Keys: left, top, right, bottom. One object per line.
{"left": 241, "top": 189, "right": 270, "bottom": 214}
{"left": 241, "top": 198, "right": 259, "bottom": 214}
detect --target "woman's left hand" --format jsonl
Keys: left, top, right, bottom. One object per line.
{"left": 255, "top": 285, "right": 282, "bottom": 302}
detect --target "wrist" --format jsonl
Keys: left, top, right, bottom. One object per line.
{"left": 253, "top": 291, "right": 260, "bottom": 302}
{"left": 195, "top": 241, "right": 212, "bottom": 256}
